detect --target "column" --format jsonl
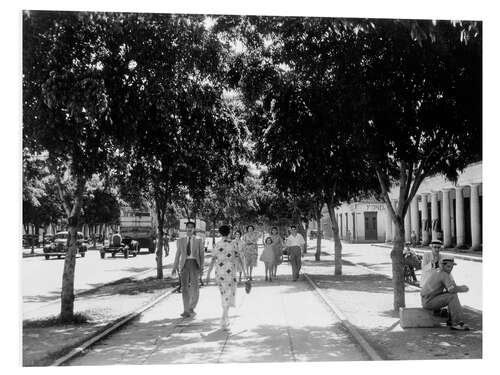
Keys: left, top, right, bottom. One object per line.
{"left": 385, "top": 206, "right": 393, "bottom": 242}
{"left": 421, "top": 193, "right": 430, "bottom": 245}
{"left": 442, "top": 188, "right": 452, "bottom": 248}
{"left": 455, "top": 186, "right": 465, "bottom": 248}
{"left": 410, "top": 196, "right": 420, "bottom": 242}
{"left": 470, "top": 183, "right": 481, "bottom": 251}
{"left": 404, "top": 204, "right": 411, "bottom": 243}
{"left": 431, "top": 191, "right": 439, "bottom": 242}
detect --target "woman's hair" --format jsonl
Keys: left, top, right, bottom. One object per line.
{"left": 265, "top": 236, "right": 273, "bottom": 245}
{"left": 271, "top": 226, "right": 278, "bottom": 233}
{"left": 246, "top": 225, "right": 254, "bottom": 231}
{"left": 234, "top": 230, "right": 242, "bottom": 236}
{"left": 219, "top": 225, "right": 231, "bottom": 237}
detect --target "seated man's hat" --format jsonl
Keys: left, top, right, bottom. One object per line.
{"left": 440, "top": 256, "right": 457, "bottom": 265}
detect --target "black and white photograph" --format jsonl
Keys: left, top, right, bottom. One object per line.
{"left": 5, "top": 0, "right": 496, "bottom": 372}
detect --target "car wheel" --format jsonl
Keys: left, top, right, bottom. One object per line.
{"left": 112, "top": 252, "right": 116, "bottom": 258}
{"left": 57, "top": 255, "right": 61, "bottom": 259}
{"left": 45, "top": 255, "right": 50, "bottom": 260}
{"left": 80, "top": 252, "right": 85, "bottom": 258}
{"left": 149, "top": 248, "right": 155, "bottom": 253}
{"left": 124, "top": 249, "right": 129, "bottom": 259}
{"left": 100, "top": 252, "right": 105, "bottom": 259}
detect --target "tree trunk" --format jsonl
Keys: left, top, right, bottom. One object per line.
{"left": 326, "top": 202, "right": 342, "bottom": 275}
{"left": 315, "top": 214, "right": 322, "bottom": 261}
{"left": 156, "top": 226, "right": 164, "bottom": 280}
{"left": 391, "top": 218, "right": 406, "bottom": 310}
{"left": 155, "top": 205, "right": 165, "bottom": 280}
{"left": 92, "top": 224, "right": 97, "bottom": 248}
{"left": 302, "top": 220, "right": 309, "bottom": 254}
{"left": 60, "top": 218, "right": 79, "bottom": 322}
{"left": 212, "top": 218, "right": 216, "bottom": 246}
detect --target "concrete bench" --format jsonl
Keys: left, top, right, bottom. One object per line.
{"left": 399, "top": 307, "right": 447, "bottom": 328}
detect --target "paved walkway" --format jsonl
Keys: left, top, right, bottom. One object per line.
{"left": 69, "top": 258, "right": 368, "bottom": 365}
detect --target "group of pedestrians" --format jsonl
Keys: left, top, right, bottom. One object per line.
{"left": 172, "top": 221, "right": 306, "bottom": 330}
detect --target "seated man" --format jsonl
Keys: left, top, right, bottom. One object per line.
{"left": 420, "top": 256, "right": 470, "bottom": 331}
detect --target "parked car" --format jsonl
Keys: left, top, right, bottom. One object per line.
{"left": 309, "top": 230, "right": 323, "bottom": 240}
{"left": 23, "top": 234, "right": 39, "bottom": 248}
{"left": 100, "top": 234, "right": 139, "bottom": 259}
{"left": 43, "top": 231, "right": 88, "bottom": 260}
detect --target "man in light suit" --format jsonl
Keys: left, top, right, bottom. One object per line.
{"left": 172, "top": 221, "right": 204, "bottom": 318}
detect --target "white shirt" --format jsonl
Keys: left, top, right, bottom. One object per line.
{"left": 285, "top": 233, "right": 305, "bottom": 248}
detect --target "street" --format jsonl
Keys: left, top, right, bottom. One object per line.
{"left": 22, "top": 244, "right": 175, "bottom": 319}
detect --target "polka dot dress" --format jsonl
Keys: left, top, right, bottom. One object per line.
{"left": 213, "top": 239, "right": 241, "bottom": 308}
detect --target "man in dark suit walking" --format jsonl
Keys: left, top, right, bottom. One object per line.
{"left": 172, "top": 221, "right": 204, "bottom": 318}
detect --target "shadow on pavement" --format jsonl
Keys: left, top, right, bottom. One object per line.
{"left": 71, "top": 317, "right": 367, "bottom": 365}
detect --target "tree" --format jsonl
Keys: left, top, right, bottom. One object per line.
{"left": 347, "top": 20, "right": 482, "bottom": 310}
{"left": 81, "top": 189, "right": 120, "bottom": 228}
{"left": 23, "top": 11, "right": 138, "bottom": 321}
{"left": 227, "top": 18, "right": 380, "bottom": 274}
{"left": 117, "top": 14, "right": 247, "bottom": 279}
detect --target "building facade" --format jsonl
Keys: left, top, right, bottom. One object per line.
{"left": 386, "top": 161, "right": 482, "bottom": 250}
{"left": 310, "top": 161, "right": 482, "bottom": 249}
{"left": 309, "top": 200, "right": 387, "bottom": 243}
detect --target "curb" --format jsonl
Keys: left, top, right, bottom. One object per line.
{"left": 51, "top": 285, "right": 179, "bottom": 366}
{"left": 22, "top": 253, "right": 46, "bottom": 258}
{"left": 303, "top": 273, "right": 383, "bottom": 361}
{"left": 370, "top": 244, "right": 482, "bottom": 263}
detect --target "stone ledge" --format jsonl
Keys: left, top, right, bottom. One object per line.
{"left": 399, "top": 307, "right": 446, "bottom": 328}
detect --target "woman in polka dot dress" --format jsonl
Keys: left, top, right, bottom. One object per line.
{"left": 206, "top": 225, "right": 247, "bottom": 330}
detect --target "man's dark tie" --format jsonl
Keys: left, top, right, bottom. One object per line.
{"left": 186, "top": 237, "right": 191, "bottom": 256}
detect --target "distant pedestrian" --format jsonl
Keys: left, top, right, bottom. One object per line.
{"left": 172, "top": 221, "right": 204, "bottom": 318}
{"left": 269, "top": 226, "right": 284, "bottom": 278}
{"left": 232, "top": 230, "right": 246, "bottom": 282}
{"left": 421, "top": 256, "right": 470, "bottom": 331}
{"left": 421, "top": 240, "right": 443, "bottom": 285}
{"left": 260, "top": 236, "right": 275, "bottom": 281}
{"left": 206, "top": 225, "right": 248, "bottom": 330}
{"left": 285, "top": 225, "right": 305, "bottom": 281}
{"left": 410, "top": 230, "right": 418, "bottom": 246}
{"left": 242, "top": 225, "right": 259, "bottom": 281}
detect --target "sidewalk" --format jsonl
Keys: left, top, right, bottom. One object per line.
{"left": 69, "top": 259, "right": 368, "bottom": 365}
{"left": 301, "top": 251, "right": 482, "bottom": 360}
{"left": 25, "top": 242, "right": 482, "bottom": 365}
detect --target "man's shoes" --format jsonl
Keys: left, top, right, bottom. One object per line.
{"left": 189, "top": 311, "right": 197, "bottom": 318}
{"left": 180, "top": 312, "right": 191, "bottom": 318}
{"left": 446, "top": 319, "right": 452, "bottom": 326}
{"left": 450, "top": 322, "right": 470, "bottom": 331}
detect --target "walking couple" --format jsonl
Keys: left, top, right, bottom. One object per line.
{"left": 172, "top": 222, "right": 249, "bottom": 330}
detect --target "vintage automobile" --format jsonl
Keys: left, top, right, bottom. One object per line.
{"left": 100, "top": 234, "right": 139, "bottom": 259}
{"left": 42, "top": 231, "right": 88, "bottom": 260}
{"left": 309, "top": 230, "right": 323, "bottom": 240}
